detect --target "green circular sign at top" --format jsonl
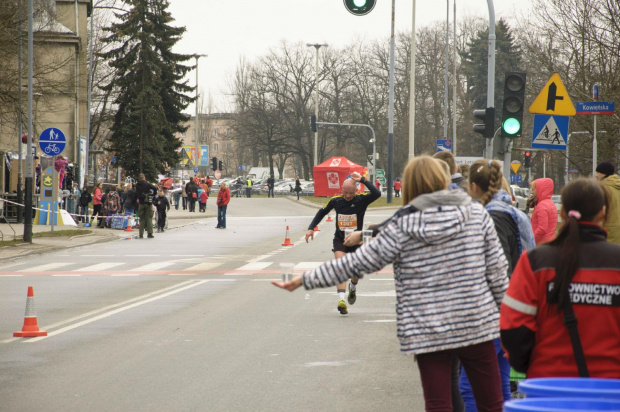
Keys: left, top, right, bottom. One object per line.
{"left": 344, "top": 0, "right": 376, "bottom": 16}
{"left": 502, "top": 117, "right": 521, "bottom": 136}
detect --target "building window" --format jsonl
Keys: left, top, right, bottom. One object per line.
{"left": 214, "top": 143, "right": 219, "bottom": 152}
{"left": 213, "top": 129, "right": 219, "bottom": 138}
{"left": 181, "top": 131, "right": 186, "bottom": 137}
{"left": 226, "top": 128, "right": 230, "bottom": 136}
{"left": 226, "top": 143, "right": 232, "bottom": 151}
{"left": 201, "top": 129, "right": 206, "bottom": 138}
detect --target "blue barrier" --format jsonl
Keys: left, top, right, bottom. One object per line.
{"left": 518, "top": 378, "right": 620, "bottom": 399}
{"left": 504, "top": 397, "right": 620, "bottom": 411}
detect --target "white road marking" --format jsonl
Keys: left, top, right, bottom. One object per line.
{"left": 171, "top": 254, "right": 204, "bottom": 257}
{"left": 1, "top": 280, "right": 200, "bottom": 344}
{"left": 75, "top": 262, "right": 124, "bottom": 272}
{"left": 224, "top": 272, "right": 253, "bottom": 276}
{"left": 0, "top": 275, "right": 23, "bottom": 277}
{"left": 363, "top": 320, "right": 396, "bottom": 323}
{"left": 81, "top": 254, "right": 114, "bottom": 257}
{"left": 294, "top": 262, "right": 322, "bottom": 270}
{"left": 52, "top": 274, "right": 82, "bottom": 277}
{"left": 130, "top": 262, "right": 176, "bottom": 272}
{"left": 236, "top": 262, "right": 272, "bottom": 271}
{"left": 246, "top": 254, "right": 272, "bottom": 263}
{"left": 184, "top": 262, "right": 222, "bottom": 272}
{"left": 23, "top": 280, "right": 210, "bottom": 342}
{"left": 169, "top": 273, "right": 197, "bottom": 276}
{"left": 125, "top": 254, "right": 158, "bottom": 257}
{"left": 19, "top": 262, "right": 73, "bottom": 272}
{"left": 110, "top": 274, "right": 140, "bottom": 277}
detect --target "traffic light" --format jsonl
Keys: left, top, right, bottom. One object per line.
{"left": 218, "top": 160, "right": 223, "bottom": 170}
{"left": 473, "top": 107, "right": 495, "bottom": 138}
{"left": 501, "top": 72, "right": 527, "bottom": 137}
{"left": 211, "top": 157, "right": 217, "bottom": 171}
{"left": 310, "top": 114, "right": 317, "bottom": 133}
{"left": 343, "top": 0, "right": 376, "bottom": 16}
{"left": 524, "top": 151, "right": 531, "bottom": 168}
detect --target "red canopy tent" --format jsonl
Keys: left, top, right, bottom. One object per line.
{"left": 313, "top": 156, "right": 367, "bottom": 197}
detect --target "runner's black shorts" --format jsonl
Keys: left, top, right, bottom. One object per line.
{"left": 332, "top": 237, "right": 360, "bottom": 253}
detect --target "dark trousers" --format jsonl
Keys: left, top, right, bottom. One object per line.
{"left": 268, "top": 187, "right": 274, "bottom": 197}
{"left": 157, "top": 209, "right": 167, "bottom": 229}
{"left": 182, "top": 196, "right": 187, "bottom": 210}
{"left": 217, "top": 205, "right": 227, "bottom": 228}
{"left": 245, "top": 187, "right": 251, "bottom": 198}
{"left": 395, "top": 189, "right": 400, "bottom": 197}
{"left": 189, "top": 198, "right": 196, "bottom": 212}
{"left": 416, "top": 341, "right": 503, "bottom": 412}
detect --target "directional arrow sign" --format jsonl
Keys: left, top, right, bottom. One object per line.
{"left": 529, "top": 73, "right": 576, "bottom": 116}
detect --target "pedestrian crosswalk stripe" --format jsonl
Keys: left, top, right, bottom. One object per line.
{"left": 237, "top": 262, "right": 272, "bottom": 271}
{"left": 19, "top": 263, "right": 73, "bottom": 272}
{"left": 76, "top": 263, "right": 124, "bottom": 272}
{"left": 130, "top": 262, "right": 176, "bottom": 272}
{"left": 183, "top": 262, "right": 222, "bottom": 272}
{"left": 294, "top": 262, "right": 323, "bottom": 270}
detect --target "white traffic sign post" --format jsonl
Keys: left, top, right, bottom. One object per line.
{"left": 576, "top": 86, "right": 615, "bottom": 174}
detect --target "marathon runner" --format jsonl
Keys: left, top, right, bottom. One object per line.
{"left": 305, "top": 171, "right": 381, "bottom": 314}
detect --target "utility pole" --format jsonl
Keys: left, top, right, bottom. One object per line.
{"left": 485, "top": 0, "right": 496, "bottom": 160}
{"left": 387, "top": 0, "right": 395, "bottom": 203}
{"left": 194, "top": 54, "right": 207, "bottom": 176}
{"left": 306, "top": 43, "right": 328, "bottom": 169}
{"left": 24, "top": 0, "right": 34, "bottom": 243}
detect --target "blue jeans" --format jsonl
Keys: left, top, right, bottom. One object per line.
{"left": 124, "top": 207, "right": 134, "bottom": 216}
{"left": 459, "top": 338, "right": 511, "bottom": 411}
{"left": 217, "top": 205, "right": 227, "bottom": 228}
{"left": 79, "top": 205, "right": 89, "bottom": 222}
{"left": 173, "top": 193, "right": 180, "bottom": 210}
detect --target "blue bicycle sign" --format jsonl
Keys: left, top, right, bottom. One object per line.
{"left": 39, "top": 127, "right": 67, "bottom": 156}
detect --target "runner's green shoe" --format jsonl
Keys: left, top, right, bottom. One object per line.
{"left": 338, "top": 299, "right": 348, "bottom": 315}
{"left": 347, "top": 283, "right": 357, "bottom": 305}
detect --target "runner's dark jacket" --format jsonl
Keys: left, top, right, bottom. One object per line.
{"left": 136, "top": 180, "right": 157, "bottom": 205}
{"left": 500, "top": 223, "right": 620, "bottom": 378}
{"left": 123, "top": 188, "right": 138, "bottom": 210}
{"left": 308, "top": 177, "right": 381, "bottom": 239}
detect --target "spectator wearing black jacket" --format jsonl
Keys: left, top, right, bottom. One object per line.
{"left": 123, "top": 183, "right": 138, "bottom": 217}
{"left": 153, "top": 189, "right": 170, "bottom": 232}
{"left": 79, "top": 186, "right": 92, "bottom": 223}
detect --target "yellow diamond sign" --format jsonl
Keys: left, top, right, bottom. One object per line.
{"left": 529, "top": 73, "right": 576, "bottom": 116}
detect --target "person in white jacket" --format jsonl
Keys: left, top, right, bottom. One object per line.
{"left": 273, "top": 156, "right": 509, "bottom": 412}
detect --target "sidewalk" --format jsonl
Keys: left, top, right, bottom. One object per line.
{"left": 0, "top": 207, "right": 215, "bottom": 262}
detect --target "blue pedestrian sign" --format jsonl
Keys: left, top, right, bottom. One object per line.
{"left": 436, "top": 139, "right": 453, "bottom": 153}
{"left": 194, "top": 167, "right": 199, "bottom": 173}
{"left": 532, "top": 115, "right": 569, "bottom": 150}
{"left": 510, "top": 174, "right": 523, "bottom": 184}
{"left": 39, "top": 127, "right": 67, "bottom": 156}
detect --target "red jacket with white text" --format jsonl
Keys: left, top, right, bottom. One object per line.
{"left": 500, "top": 223, "right": 620, "bottom": 378}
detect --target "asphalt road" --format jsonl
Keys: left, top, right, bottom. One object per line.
{"left": 0, "top": 198, "right": 424, "bottom": 411}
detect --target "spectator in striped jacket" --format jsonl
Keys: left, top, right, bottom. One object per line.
{"left": 273, "top": 155, "right": 509, "bottom": 412}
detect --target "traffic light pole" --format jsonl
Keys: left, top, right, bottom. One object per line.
{"left": 23, "top": 0, "right": 34, "bottom": 243}
{"left": 484, "top": 0, "right": 496, "bottom": 160}
{"left": 315, "top": 121, "right": 376, "bottom": 183}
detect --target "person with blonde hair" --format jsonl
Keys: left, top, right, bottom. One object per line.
{"left": 275, "top": 156, "right": 508, "bottom": 411}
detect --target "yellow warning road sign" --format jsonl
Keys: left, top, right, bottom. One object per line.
{"left": 529, "top": 73, "right": 576, "bottom": 116}
{"left": 510, "top": 161, "right": 521, "bottom": 174}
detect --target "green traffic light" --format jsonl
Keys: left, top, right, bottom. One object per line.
{"left": 353, "top": 0, "right": 367, "bottom": 6}
{"left": 502, "top": 117, "right": 521, "bottom": 135}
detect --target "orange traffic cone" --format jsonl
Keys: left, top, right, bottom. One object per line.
{"left": 281, "top": 226, "right": 294, "bottom": 246}
{"left": 313, "top": 226, "right": 320, "bottom": 232}
{"left": 14, "top": 286, "right": 47, "bottom": 337}
{"left": 326, "top": 215, "right": 333, "bottom": 222}
{"left": 124, "top": 216, "right": 134, "bottom": 232}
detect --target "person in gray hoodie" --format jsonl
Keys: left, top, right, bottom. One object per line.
{"left": 274, "top": 156, "right": 508, "bottom": 412}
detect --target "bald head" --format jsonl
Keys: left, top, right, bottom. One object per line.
{"left": 342, "top": 178, "right": 357, "bottom": 201}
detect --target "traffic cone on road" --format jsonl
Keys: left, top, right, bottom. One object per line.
{"left": 124, "top": 216, "right": 134, "bottom": 232}
{"left": 281, "top": 226, "right": 294, "bottom": 246}
{"left": 313, "top": 225, "right": 320, "bottom": 231}
{"left": 14, "top": 286, "right": 47, "bottom": 337}
{"left": 326, "top": 215, "right": 333, "bottom": 222}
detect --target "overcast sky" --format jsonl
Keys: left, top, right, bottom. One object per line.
{"left": 166, "top": 0, "right": 530, "bottom": 114}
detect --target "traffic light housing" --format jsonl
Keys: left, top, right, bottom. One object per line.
{"left": 473, "top": 107, "right": 495, "bottom": 138}
{"left": 524, "top": 151, "right": 531, "bottom": 168}
{"left": 343, "top": 0, "right": 376, "bottom": 16}
{"left": 211, "top": 157, "right": 217, "bottom": 171}
{"left": 218, "top": 160, "right": 223, "bottom": 170}
{"left": 310, "top": 114, "right": 317, "bottom": 133}
{"left": 501, "top": 72, "right": 527, "bottom": 137}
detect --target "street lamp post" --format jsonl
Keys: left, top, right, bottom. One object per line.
{"left": 194, "top": 54, "right": 207, "bottom": 176}
{"left": 306, "top": 43, "right": 328, "bottom": 169}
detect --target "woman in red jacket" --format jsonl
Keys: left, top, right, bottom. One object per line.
{"left": 530, "top": 177, "right": 557, "bottom": 244}
{"left": 91, "top": 182, "right": 103, "bottom": 227}
{"left": 500, "top": 178, "right": 620, "bottom": 378}
{"left": 216, "top": 182, "right": 230, "bottom": 229}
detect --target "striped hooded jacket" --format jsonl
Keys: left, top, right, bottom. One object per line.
{"left": 302, "top": 189, "right": 509, "bottom": 354}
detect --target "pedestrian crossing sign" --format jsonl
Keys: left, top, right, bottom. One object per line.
{"left": 532, "top": 114, "right": 569, "bottom": 150}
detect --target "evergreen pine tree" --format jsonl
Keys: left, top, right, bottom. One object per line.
{"left": 99, "top": 0, "right": 194, "bottom": 181}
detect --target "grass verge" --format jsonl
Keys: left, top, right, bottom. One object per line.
{"left": 0, "top": 229, "right": 93, "bottom": 247}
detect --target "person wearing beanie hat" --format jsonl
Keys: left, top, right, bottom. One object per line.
{"left": 596, "top": 161, "right": 615, "bottom": 179}
{"left": 596, "top": 161, "right": 620, "bottom": 244}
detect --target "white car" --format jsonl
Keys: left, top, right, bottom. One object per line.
{"left": 512, "top": 187, "right": 530, "bottom": 212}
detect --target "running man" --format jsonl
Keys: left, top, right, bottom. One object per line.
{"left": 305, "top": 171, "right": 381, "bottom": 314}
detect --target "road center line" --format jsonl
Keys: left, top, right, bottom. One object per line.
{"left": 24, "top": 280, "right": 209, "bottom": 342}
{"left": 1, "top": 280, "right": 198, "bottom": 344}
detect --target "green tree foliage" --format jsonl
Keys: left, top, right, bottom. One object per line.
{"left": 461, "top": 19, "right": 522, "bottom": 119}
{"left": 99, "top": 0, "right": 193, "bottom": 181}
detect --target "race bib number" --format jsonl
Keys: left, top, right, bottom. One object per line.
{"left": 337, "top": 214, "right": 357, "bottom": 229}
